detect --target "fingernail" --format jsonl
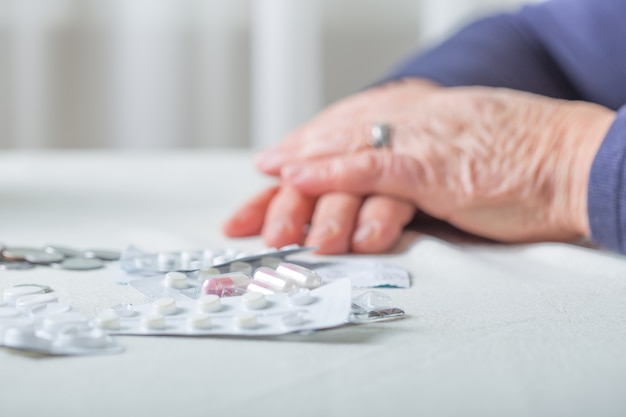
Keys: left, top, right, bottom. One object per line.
{"left": 307, "top": 223, "right": 338, "bottom": 242}
{"left": 282, "top": 164, "right": 310, "bottom": 182}
{"left": 255, "top": 149, "right": 286, "bottom": 172}
{"left": 264, "top": 220, "right": 294, "bottom": 240}
{"left": 353, "top": 222, "right": 378, "bottom": 243}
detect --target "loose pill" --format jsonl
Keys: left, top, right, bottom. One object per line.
{"left": 276, "top": 262, "right": 322, "bottom": 289}
{"left": 3, "top": 327, "right": 51, "bottom": 351}
{"left": 234, "top": 312, "right": 257, "bottom": 329}
{"left": 196, "top": 294, "right": 222, "bottom": 313}
{"left": 15, "top": 294, "right": 58, "bottom": 312}
{"left": 252, "top": 267, "right": 297, "bottom": 293}
{"left": 187, "top": 314, "right": 212, "bottom": 330}
{"left": 164, "top": 271, "right": 188, "bottom": 289}
{"left": 201, "top": 272, "right": 251, "bottom": 296}
{"left": 142, "top": 313, "right": 166, "bottom": 330}
{"left": 3, "top": 286, "right": 45, "bottom": 304}
{"left": 30, "top": 303, "right": 72, "bottom": 317}
{"left": 152, "top": 297, "right": 178, "bottom": 315}
{"left": 243, "top": 291, "right": 267, "bottom": 309}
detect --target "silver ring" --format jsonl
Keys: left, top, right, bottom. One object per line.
{"left": 370, "top": 123, "right": 392, "bottom": 149}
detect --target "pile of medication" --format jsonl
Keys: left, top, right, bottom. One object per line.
{"left": 0, "top": 285, "right": 122, "bottom": 355}
{"left": 0, "top": 243, "right": 120, "bottom": 271}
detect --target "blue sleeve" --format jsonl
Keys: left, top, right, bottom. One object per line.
{"left": 382, "top": 0, "right": 626, "bottom": 110}
{"left": 588, "top": 107, "right": 626, "bottom": 253}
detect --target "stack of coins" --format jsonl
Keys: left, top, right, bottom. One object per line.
{"left": 0, "top": 243, "right": 120, "bottom": 271}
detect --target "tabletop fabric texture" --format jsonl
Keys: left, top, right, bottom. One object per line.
{"left": 1, "top": 150, "right": 626, "bottom": 417}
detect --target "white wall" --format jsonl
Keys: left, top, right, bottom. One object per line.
{"left": 0, "top": 0, "right": 533, "bottom": 149}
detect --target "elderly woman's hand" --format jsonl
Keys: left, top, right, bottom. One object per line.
{"left": 225, "top": 82, "right": 615, "bottom": 253}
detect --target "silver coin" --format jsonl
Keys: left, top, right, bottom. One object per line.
{"left": 83, "top": 249, "right": 120, "bottom": 261}
{"left": 57, "top": 257, "right": 104, "bottom": 271}
{"left": 24, "top": 250, "right": 65, "bottom": 265}
{"left": 45, "top": 245, "right": 83, "bottom": 258}
{"left": 0, "top": 261, "right": 36, "bottom": 270}
{"left": 1, "top": 247, "right": 42, "bottom": 262}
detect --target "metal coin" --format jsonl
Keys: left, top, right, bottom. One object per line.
{"left": 57, "top": 257, "right": 105, "bottom": 271}
{"left": 83, "top": 249, "right": 120, "bottom": 261}
{"left": 1, "top": 247, "right": 42, "bottom": 262}
{"left": 0, "top": 261, "right": 36, "bottom": 270}
{"left": 45, "top": 245, "right": 83, "bottom": 258}
{"left": 24, "top": 250, "right": 65, "bottom": 265}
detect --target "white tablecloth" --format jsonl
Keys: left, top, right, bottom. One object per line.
{"left": 1, "top": 150, "right": 626, "bottom": 417}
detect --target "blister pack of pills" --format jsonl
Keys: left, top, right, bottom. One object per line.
{"left": 97, "top": 278, "right": 352, "bottom": 337}
{"left": 0, "top": 285, "right": 123, "bottom": 356}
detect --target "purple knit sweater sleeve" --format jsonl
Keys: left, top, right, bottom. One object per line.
{"left": 380, "top": 0, "right": 626, "bottom": 252}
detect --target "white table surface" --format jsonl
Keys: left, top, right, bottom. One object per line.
{"left": 2, "top": 150, "right": 626, "bottom": 417}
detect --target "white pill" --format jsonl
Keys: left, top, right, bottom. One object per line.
{"left": 196, "top": 294, "right": 222, "bottom": 313}
{"left": 234, "top": 312, "right": 257, "bottom": 329}
{"left": 3, "top": 286, "right": 45, "bottom": 304}
{"left": 43, "top": 312, "right": 89, "bottom": 333}
{"left": 289, "top": 288, "right": 315, "bottom": 306}
{"left": 0, "top": 307, "right": 20, "bottom": 319}
{"left": 164, "top": 271, "right": 188, "bottom": 289}
{"left": 187, "top": 314, "right": 212, "bottom": 330}
{"left": 142, "top": 313, "right": 166, "bottom": 330}
{"left": 260, "top": 256, "right": 281, "bottom": 268}
{"left": 253, "top": 267, "right": 297, "bottom": 293}
{"left": 276, "top": 263, "right": 322, "bottom": 289}
{"left": 229, "top": 261, "right": 252, "bottom": 274}
{"left": 95, "top": 313, "right": 120, "bottom": 330}
{"left": 152, "top": 297, "right": 177, "bottom": 315}
{"left": 198, "top": 267, "right": 220, "bottom": 280}
{"left": 243, "top": 291, "right": 267, "bottom": 309}
{"left": 15, "top": 294, "right": 58, "bottom": 312}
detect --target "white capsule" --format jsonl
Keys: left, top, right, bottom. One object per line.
{"left": 3, "top": 286, "right": 45, "bottom": 304}
{"left": 246, "top": 280, "right": 276, "bottom": 295}
{"left": 95, "top": 312, "right": 120, "bottom": 330}
{"left": 15, "top": 294, "right": 58, "bottom": 312}
{"left": 234, "top": 312, "right": 257, "bottom": 329}
{"left": 152, "top": 297, "right": 178, "bottom": 315}
{"left": 252, "top": 267, "right": 297, "bottom": 293}
{"left": 187, "top": 314, "right": 212, "bottom": 330}
{"left": 164, "top": 271, "right": 188, "bottom": 289}
{"left": 243, "top": 291, "right": 267, "bottom": 309}
{"left": 196, "top": 294, "right": 222, "bottom": 313}
{"left": 276, "top": 263, "right": 322, "bottom": 289}
{"left": 142, "top": 313, "right": 166, "bottom": 330}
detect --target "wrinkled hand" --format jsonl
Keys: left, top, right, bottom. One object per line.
{"left": 225, "top": 82, "right": 615, "bottom": 252}
{"left": 224, "top": 79, "right": 439, "bottom": 254}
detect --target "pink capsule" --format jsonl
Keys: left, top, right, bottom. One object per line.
{"left": 201, "top": 272, "right": 251, "bottom": 297}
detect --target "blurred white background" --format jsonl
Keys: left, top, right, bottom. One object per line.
{"left": 0, "top": 0, "right": 534, "bottom": 149}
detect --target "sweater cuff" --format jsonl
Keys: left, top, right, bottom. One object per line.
{"left": 588, "top": 105, "right": 626, "bottom": 252}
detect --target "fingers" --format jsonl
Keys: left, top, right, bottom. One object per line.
{"left": 351, "top": 196, "right": 416, "bottom": 253}
{"left": 304, "top": 193, "right": 363, "bottom": 254}
{"left": 261, "top": 185, "right": 317, "bottom": 248}
{"left": 222, "top": 185, "right": 280, "bottom": 237}
{"left": 282, "top": 151, "right": 425, "bottom": 205}
{"left": 255, "top": 120, "right": 368, "bottom": 176}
